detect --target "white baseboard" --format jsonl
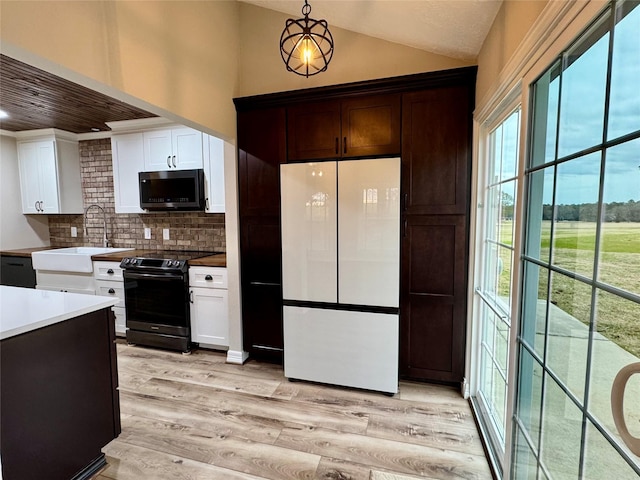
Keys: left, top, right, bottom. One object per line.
{"left": 226, "top": 349, "right": 249, "bottom": 364}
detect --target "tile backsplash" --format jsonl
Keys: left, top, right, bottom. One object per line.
{"left": 47, "top": 139, "right": 226, "bottom": 252}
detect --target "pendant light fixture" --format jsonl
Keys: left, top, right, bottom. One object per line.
{"left": 280, "top": 0, "right": 334, "bottom": 77}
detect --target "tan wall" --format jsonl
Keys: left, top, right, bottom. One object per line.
{"left": 476, "top": 0, "right": 548, "bottom": 105}
{"left": 0, "top": 1, "right": 240, "bottom": 139}
{"left": 0, "top": 135, "right": 50, "bottom": 250}
{"left": 237, "top": 3, "right": 472, "bottom": 97}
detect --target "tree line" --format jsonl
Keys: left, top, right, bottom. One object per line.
{"left": 541, "top": 200, "right": 640, "bottom": 222}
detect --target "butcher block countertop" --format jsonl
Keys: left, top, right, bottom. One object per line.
{"left": 1, "top": 247, "right": 226, "bottom": 268}
{"left": 0, "top": 246, "right": 57, "bottom": 258}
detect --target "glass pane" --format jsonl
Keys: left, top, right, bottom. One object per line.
{"left": 513, "top": 425, "right": 538, "bottom": 479}
{"left": 521, "top": 261, "right": 548, "bottom": 355}
{"left": 497, "top": 244, "right": 513, "bottom": 311}
{"left": 501, "top": 109, "right": 520, "bottom": 180}
{"left": 547, "top": 271, "right": 592, "bottom": 400}
{"left": 486, "top": 184, "right": 500, "bottom": 242}
{"left": 557, "top": 17, "right": 610, "bottom": 157}
{"left": 500, "top": 180, "right": 516, "bottom": 246}
{"left": 540, "top": 375, "right": 583, "bottom": 479}
{"left": 589, "top": 290, "right": 640, "bottom": 457}
{"left": 517, "top": 347, "right": 543, "bottom": 449}
{"left": 490, "top": 123, "right": 503, "bottom": 184}
{"left": 482, "top": 305, "right": 496, "bottom": 355}
{"left": 491, "top": 364, "right": 507, "bottom": 439}
{"left": 552, "top": 153, "right": 601, "bottom": 277}
{"left": 484, "top": 241, "right": 499, "bottom": 301}
{"left": 600, "top": 139, "right": 640, "bottom": 297}
{"left": 525, "top": 167, "right": 555, "bottom": 262}
{"left": 496, "top": 316, "right": 509, "bottom": 375}
{"left": 583, "top": 420, "right": 639, "bottom": 479}
{"left": 608, "top": 2, "right": 640, "bottom": 140}
{"left": 530, "top": 63, "right": 560, "bottom": 168}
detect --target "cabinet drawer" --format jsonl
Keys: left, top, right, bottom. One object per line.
{"left": 93, "top": 262, "right": 124, "bottom": 281}
{"left": 96, "top": 280, "right": 125, "bottom": 307}
{"left": 189, "top": 267, "right": 227, "bottom": 289}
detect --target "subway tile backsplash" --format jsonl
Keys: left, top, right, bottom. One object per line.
{"left": 47, "top": 139, "right": 226, "bottom": 252}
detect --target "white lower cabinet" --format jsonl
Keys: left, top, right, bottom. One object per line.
{"left": 93, "top": 261, "right": 126, "bottom": 336}
{"left": 189, "top": 267, "right": 228, "bottom": 348}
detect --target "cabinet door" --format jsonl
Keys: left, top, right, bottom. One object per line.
{"left": 402, "top": 86, "right": 472, "bottom": 215}
{"left": 287, "top": 100, "right": 341, "bottom": 161}
{"left": 238, "top": 108, "right": 286, "bottom": 217}
{"left": 18, "top": 142, "right": 43, "bottom": 214}
{"left": 204, "top": 135, "right": 226, "bottom": 213}
{"left": 240, "top": 217, "right": 283, "bottom": 359}
{"left": 38, "top": 142, "right": 60, "bottom": 213}
{"left": 143, "top": 129, "right": 173, "bottom": 170}
{"left": 172, "top": 127, "right": 203, "bottom": 169}
{"left": 18, "top": 140, "right": 58, "bottom": 214}
{"left": 111, "top": 133, "right": 145, "bottom": 213}
{"left": 341, "top": 94, "right": 401, "bottom": 158}
{"left": 400, "top": 215, "right": 467, "bottom": 383}
{"left": 190, "top": 287, "right": 229, "bottom": 346}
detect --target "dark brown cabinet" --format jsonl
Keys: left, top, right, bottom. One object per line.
{"left": 1, "top": 307, "right": 120, "bottom": 479}
{"left": 236, "top": 107, "right": 286, "bottom": 360}
{"left": 400, "top": 81, "right": 474, "bottom": 384}
{"left": 287, "top": 93, "right": 401, "bottom": 161}
{"left": 235, "top": 67, "right": 476, "bottom": 381}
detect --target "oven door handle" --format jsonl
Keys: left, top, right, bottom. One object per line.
{"left": 123, "top": 271, "right": 185, "bottom": 281}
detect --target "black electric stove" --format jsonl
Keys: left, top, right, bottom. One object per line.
{"left": 120, "top": 250, "right": 219, "bottom": 353}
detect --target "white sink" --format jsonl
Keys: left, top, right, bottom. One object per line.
{"left": 32, "top": 247, "right": 134, "bottom": 273}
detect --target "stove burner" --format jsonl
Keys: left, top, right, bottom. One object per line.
{"left": 119, "top": 250, "right": 219, "bottom": 273}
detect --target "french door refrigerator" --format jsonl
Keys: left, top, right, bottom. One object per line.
{"left": 280, "top": 157, "right": 400, "bottom": 394}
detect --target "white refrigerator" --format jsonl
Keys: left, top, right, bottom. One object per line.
{"left": 280, "top": 158, "right": 400, "bottom": 394}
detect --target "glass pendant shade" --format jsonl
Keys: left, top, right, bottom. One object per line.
{"left": 280, "top": 1, "right": 334, "bottom": 77}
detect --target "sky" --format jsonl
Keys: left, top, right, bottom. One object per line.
{"left": 534, "top": 4, "right": 639, "bottom": 206}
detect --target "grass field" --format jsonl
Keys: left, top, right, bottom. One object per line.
{"left": 497, "top": 220, "right": 640, "bottom": 357}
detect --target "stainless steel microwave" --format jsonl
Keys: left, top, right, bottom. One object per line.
{"left": 139, "top": 169, "right": 205, "bottom": 211}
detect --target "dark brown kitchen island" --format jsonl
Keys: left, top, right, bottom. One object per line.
{"left": 0, "top": 287, "right": 121, "bottom": 480}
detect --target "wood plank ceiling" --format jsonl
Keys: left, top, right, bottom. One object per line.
{"left": 0, "top": 55, "right": 156, "bottom": 134}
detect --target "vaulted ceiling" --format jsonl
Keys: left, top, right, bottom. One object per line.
{"left": 0, "top": 1, "right": 501, "bottom": 134}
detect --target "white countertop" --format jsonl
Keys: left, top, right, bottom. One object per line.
{"left": 0, "top": 286, "right": 118, "bottom": 340}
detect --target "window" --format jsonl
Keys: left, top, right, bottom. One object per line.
{"left": 515, "top": 2, "right": 640, "bottom": 478}
{"left": 474, "top": 107, "right": 521, "bottom": 471}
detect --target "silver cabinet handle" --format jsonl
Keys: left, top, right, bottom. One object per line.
{"left": 34, "top": 201, "right": 39, "bottom": 212}
{"left": 172, "top": 155, "right": 177, "bottom": 168}
{"left": 189, "top": 290, "right": 194, "bottom": 303}
{"left": 205, "top": 275, "right": 213, "bottom": 281}
{"left": 108, "top": 288, "right": 116, "bottom": 294}
{"left": 107, "top": 269, "right": 114, "bottom": 275}
{"left": 167, "top": 155, "right": 171, "bottom": 168}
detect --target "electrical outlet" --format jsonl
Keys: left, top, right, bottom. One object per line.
{"left": 71, "top": 227, "right": 77, "bottom": 237}
{"left": 163, "top": 228, "right": 170, "bottom": 240}
{"left": 144, "top": 227, "right": 151, "bottom": 239}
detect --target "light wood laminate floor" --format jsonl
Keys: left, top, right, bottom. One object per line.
{"left": 94, "top": 343, "right": 492, "bottom": 480}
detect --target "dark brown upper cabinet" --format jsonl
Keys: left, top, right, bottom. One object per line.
{"left": 287, "top": 93, "right": 401, "bottom": 161}
{"left": 237, "top": 107, "right": 287, "bottom": 217}
{"left": 402, "top": 85, "right": 472, "bottom": 216}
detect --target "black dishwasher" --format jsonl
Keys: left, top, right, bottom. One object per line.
{"left": 0, "top": 255, "right": 36, "bottom": 288}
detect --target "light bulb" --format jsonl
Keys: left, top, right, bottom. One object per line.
{"left": 301, "top": 38, "right": 312, "bottom": 65}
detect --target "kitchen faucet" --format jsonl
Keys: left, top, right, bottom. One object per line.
{"left": 84, "top": 204, "right": 109, "bottom": 248}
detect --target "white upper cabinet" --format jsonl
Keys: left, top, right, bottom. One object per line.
{"left": 111, "top": 132, "right": 145, "bottom": 214}
{"left": 203, "top": 135, "right": 226, "bottom": 213}
{"left": 17, "top": 134, "right": 83, "bottom": 214}
{"left": 143, "top": 126, "right": 203, "bottom": 171}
